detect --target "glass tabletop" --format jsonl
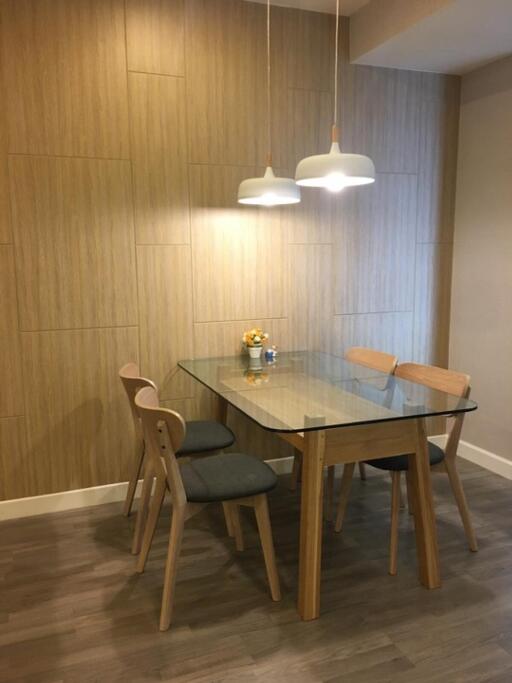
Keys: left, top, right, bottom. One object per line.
{"left": 178, "top": 351, "right": 477, "bottom": 433}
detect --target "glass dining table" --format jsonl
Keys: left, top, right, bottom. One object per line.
{"left": 179, "top": 350, "right": 477, "bottom": 621}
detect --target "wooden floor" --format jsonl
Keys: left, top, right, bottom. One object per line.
{"left": 2, "top": 461, "right": 512, "bottom": 682}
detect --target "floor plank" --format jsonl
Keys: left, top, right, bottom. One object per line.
{"left": 1, "top": 460, "right": 511, "bottom": 682}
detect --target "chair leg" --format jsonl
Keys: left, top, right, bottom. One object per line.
{"left": 222, "top": 501, "right": 235, "bottom": 537}
{"left": 325, "top": 466, "right": 336, "bottom": 521}
{"left": 131, "top": 461, "right": 154, "bottom": 555}
{"left": 290, "top": 449, "right": 302, "bottom": 491}
{"left": 390, "top": 471, "right": 405, "bottom": 509}
{"left": 389, "top": 471, "right": 401, "bottom": 576}
{"left": 123, "top": 444, "right": 145, "bottom": 517}
{"left": 159, "top": 506, "right": 186, "bottom": 631}
{"left": 253, "top": 495, "right": 281, "bottom": 601}
{"left": 334, "top": 462, "right": 355, "bottom": 533}
{"left": 358, "top": 462, "right": 367, "bottom": 481}
{"left": 227, "top": 503, "right": 244, "bottom": 551}
{"left": 136, "top": 476, "right": 166, "bottom": 573}
{"left": 405, "top": 469, "right": 415, "bottom": 515}
{"left": 445, "top": 459, "right": 478, "bottom": 552}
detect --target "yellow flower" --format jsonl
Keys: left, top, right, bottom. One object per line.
{"left": 243, "top": 327, "right": 269, "bottom": 348}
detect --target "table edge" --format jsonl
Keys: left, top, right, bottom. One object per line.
{"left": 178, "top": 359, "right": 478, "bottom": 434}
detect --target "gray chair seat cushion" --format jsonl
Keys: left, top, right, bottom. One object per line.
{"left": 366, "top": 441, "right": 445, "bottom": 472}
{"left": 177, "top": 421, "right": 235, "bottom": 456}
{"left": 180, "top": 452, "right": 278, "bottom": 503}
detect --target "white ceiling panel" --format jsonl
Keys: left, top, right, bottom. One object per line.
{"left": 245, "top": 0, "right": 370, "bottom": 16}
{"left": 353, "top": 0, "right": 512, "bottom": 75}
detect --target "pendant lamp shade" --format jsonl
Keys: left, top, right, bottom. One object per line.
{"left": 295, "top": 142, "right": 375, "bottom": 192}
{"left": 238, "top": 166, "right": 301, "bottom": 206}
{"left": 294, "top": 0, "right": 375, "bottom": 193}
{"left": 237, "top": 0, "right": 300, "bottom": 207}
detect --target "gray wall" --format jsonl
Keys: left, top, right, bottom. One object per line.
{"left": 450, "top": 54, "right": 512, "bottom": 459}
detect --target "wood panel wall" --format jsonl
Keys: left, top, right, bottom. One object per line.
{"left": 0, "top": 0, "right": 460, "bottom": 500}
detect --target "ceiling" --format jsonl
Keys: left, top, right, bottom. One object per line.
{"left": 247, "top": 0, "right": 512, "bottom": 75}
{"left": 353, "top": 0, "right": 512, "bottom": 75}
{"left": 246, "top": 0, "right": 370, "bottom": 16}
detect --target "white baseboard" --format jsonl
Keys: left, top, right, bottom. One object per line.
{"left": 0, "top": 480, "right": 143, "bottom": 523}
{"left": 2, "top": 440, "right": 510, "bottom": 523}
{"left": 428, "top": 433, "right": 512, "bottom": 480}
{"left": 456, "top": 439, "right": 512, "bottom": 480}
{"left": 268, "top": 437, "right": 512, "bottom": 483}
{"left": 0, "top": 458, "right": 295, "bottom": 523}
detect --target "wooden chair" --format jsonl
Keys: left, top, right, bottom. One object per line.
{"left": 119, "top": 363, "right": 235, "bottom": 554}
{"left": 134, "top": 386, "right": 281, "bottom": 631}
{"left": 289, "top": 347, "right": 398, "bottom": 518}
{"left": 334, "top": 362, "right": 478, "bottom": 575}
{"left": 339, "top": 347, "right": 398, "bottom": 485}
{"left": 344, "top": 346, "right": 398, "bottom": 375}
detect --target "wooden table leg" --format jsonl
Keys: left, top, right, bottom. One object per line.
{"left": 298, "top": 429, "right": 325, "bottom": 620}
{"left": 215, "top": 395, "right": 234, "bottom": 537}
{"left": 409, "top": 418, "right": 441, "bottom": 589}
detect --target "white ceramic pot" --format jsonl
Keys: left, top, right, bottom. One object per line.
{"left": 248, "top": 345, "right": 263, "bottom": 359}
{"left": 248, "top": 357, "right": 263, "bottom": 371}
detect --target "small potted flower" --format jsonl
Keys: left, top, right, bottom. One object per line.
{"left": 242, "top": 327, "right": 269, "bottom": 361}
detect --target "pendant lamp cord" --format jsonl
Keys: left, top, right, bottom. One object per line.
{"left": 332, "top": 0, "right": 340, "bottom": 143}
{"left": 266, "top": 0, "right": 272, "bottom": 167}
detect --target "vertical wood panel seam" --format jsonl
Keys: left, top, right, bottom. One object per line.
{"left": 183, "top": 11, "right": 198, "bottom": 343}
{"left": 125, "top": 2, "right": 142, "bottom": 370}
{"left": 413, "top": 164, "right": 421, "bottom": 361}
{"left": 6, "top": 154, "right": 28, "bottom": 425}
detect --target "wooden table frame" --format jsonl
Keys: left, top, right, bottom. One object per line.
{"left": 216, "top": 396, "right": 441, "bottom": 621}
{"left": 281, "top": 417, "right": 440, "bottom": 620}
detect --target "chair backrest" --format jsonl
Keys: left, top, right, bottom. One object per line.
{"left": 345, "top": 347, "right": 398, "bottom": 375}
{"left": 395, "top": 362, "right": 471, "bottom": 461}
{"left": 119, "top": 362, "right": 158, "bottom": 442}
{"left": 135, "top": 386, "right": 188, "bottom": 509}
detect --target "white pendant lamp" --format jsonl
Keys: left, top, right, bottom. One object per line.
{"left": 238, "top": 0, "right": 300, "bottom": 206}
{"left": 238, "top": 165, "right": 300, "bottom": 206}
{"left": 295, "top": 0, "right": 375, "bottom": 192}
